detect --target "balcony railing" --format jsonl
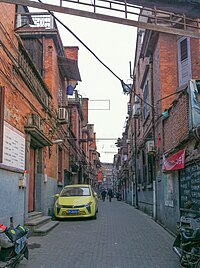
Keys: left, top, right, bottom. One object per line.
{"left": 16, "top": 12, "right": 56, "bottom": 30}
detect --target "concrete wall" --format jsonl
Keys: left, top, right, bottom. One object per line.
{"left": 0, "top": 167, "right": 65, "bottom": 226}
{"left": 138, "top": 187, "right": 153, "bottom": 216}
{"left": 35, "top": 174, "right": 62, "bottom": 218}
{"left": 156, "top": 170, "right": 180, "bottom": 234}
{"left": 0, "top": 169, "right": 26, "bottom": 226}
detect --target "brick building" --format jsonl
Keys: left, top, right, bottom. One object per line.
{"left": 117, "top": 10, "right": 200, "bottom": 233}
{"left": 0, "top": 3, "right": 99, "bottom": 226}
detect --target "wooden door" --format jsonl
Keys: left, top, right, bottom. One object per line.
{"left": 28, "top": 147, "right": 35, "bottom": 212}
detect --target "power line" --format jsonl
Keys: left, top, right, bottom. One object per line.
{"left": 37, "top": 0, "right": 153, "bottom": 109}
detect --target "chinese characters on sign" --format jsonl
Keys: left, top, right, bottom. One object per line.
{"left": 2, "top": 121, "right": 25, "bottom": 170}
{"left": 163, "top": 149, "right": 186, "bottom": 171}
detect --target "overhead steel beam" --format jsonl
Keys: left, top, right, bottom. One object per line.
{"left": 116, "top": 0, "right": 200, "bottom": 18}
{"left": 1, "top": 0, "right": 200, "bottom": 38}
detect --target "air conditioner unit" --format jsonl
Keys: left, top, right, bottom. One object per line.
{"left": 146, "top": 140, "right": 155, "bottom": 153}
{"left": 58, "top": 108, "right": 68, "bottom": 121}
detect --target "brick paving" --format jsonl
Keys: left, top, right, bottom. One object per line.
{"left": 19, "top": 199, "right": 181, "bottom": 268}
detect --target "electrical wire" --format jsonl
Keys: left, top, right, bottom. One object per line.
{"left": 37, "top": 0, "right": 154, "bottom": 109}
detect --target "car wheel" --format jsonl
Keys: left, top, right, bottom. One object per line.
{"left": 92, "top": 212, "right": 97, "bottom": 220}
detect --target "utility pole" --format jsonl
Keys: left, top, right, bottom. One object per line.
{"left": 133, "top": 85, "right": 139, "bottom": 209}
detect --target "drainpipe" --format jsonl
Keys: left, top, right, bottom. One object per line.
{"left": 133, "top": 84, "right": 139, "bottom": 209}
{"left": 149, "top": 55, "right": 157, "bottom": 220}
{"left": 42, "top": 36, "right": 45, "bottom": 78}
{"left": 134, "top": 116, "right": 138, "bottom": 208}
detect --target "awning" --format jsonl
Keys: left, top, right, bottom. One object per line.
{"left": 25, "top": 126, "right": 52, "bottom": 147}
{"left": 58, "top": 56, "right": 81, "bottom": 81}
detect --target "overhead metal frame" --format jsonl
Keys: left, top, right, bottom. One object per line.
{"left": 1, "top": 0, "right": 200, "bottom": 38}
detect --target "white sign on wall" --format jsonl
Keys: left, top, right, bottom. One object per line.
{"left": 2, "top": 121, "right": 25, "bottom": 170}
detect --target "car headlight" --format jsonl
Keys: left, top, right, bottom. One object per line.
{"left": 55, "top": 203, "right": 63, "bottom": 214}
{"left": 85, "top": 202, "right": 92, "bottom": 213}
{"left": 85, "top": 202, "right": 92, "bottom": 207}
{"left": 56, "top": 203, "right": 63, "bottom": 209}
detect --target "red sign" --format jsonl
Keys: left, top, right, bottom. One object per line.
{"left": 163, "top": 149, "right": 186, "bottom": 171}
{"left": 98, "top": 171, "right": 102, "bottom": 183}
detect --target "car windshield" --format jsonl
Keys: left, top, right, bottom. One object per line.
{"left": 60, "top": 187, "right": 90, "bottom": 197}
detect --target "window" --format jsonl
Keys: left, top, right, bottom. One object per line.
{"left": 142, "top": 150, "right": 147, "bottom": 185}
{"left": 0, "top": 86, "right": 5, "bottom": 163}
{"left": 60, "top": 186, "right": 90, "bottom": 197}
{"left": 143, "top": 81, "right": 150, "bottom": 120}
{"left": 22, "top": 38, "right": 43, "bottom": 77}
{"left": 178, "top": 37, "right": 192, "bottom": 86}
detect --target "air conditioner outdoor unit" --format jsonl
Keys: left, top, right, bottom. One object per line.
{"left": 58, "top": 108, "right": 68, "bottom": 121}
{"left": 146, "top": 140, "right": 155, "bottom": 153}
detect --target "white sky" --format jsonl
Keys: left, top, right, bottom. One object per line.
{"left": 31, "top": 2, "right": 137, "bottom": 162}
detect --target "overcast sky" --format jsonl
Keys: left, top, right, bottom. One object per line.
{"left": 32, "top": 1, "right": 137, "bottom": 162}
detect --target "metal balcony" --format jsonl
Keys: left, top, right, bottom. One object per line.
{"left": 16, "top": 12, "right": 56, "bottom": 30}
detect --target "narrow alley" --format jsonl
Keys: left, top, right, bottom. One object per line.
{"left": 19, "top": 199, "right": 180, "bottom": 268}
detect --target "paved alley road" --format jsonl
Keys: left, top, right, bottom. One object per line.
{"left": 19, "top": 199, "right": 180, "bottom": 268}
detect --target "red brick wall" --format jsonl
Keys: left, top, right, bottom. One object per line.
{"left": 65, "top": 47, "right": 79, "bottom": 60}
{"left": 44, "top": 38, "right": 59, "bottom": 109}
{"left": 0, "top": 7, "right": 70, "bottom": 179}
{"left": 163, "top": 92, "right": 189, "bottom": 151}
{"left": 153, "top": 38, "right": 162, "bottom": 119}
{"left": 191, "top": 38, "right": 200, "bottom": 79}
{"left": 159, "top": 34, "right": 178, "bottom": 112}
{"left": 82, "top": 98, "right": 88, "bottom": 125}
{"left": 0, "top": 3, "right": 16, "bottom": 42}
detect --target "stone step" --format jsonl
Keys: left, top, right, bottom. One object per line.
{"left": 28, "top": 211, "right": 43, "bottom": 221}
{"left": 33, "top": 221, "right": 59, "bottom": 236}
{"left": 25, "top": 216, "right": 52, "bottom": 234}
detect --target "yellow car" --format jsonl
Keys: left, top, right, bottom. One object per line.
{"left": 54, "top": 184, "right": 98, "bottom": 219}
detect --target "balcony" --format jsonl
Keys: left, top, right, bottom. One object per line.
{"left": 16, "top": 12, "right": 56, "bottom": 30}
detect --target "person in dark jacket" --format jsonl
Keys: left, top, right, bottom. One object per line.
{"left": 101, "top": 189, "right": 106, "bottom": 202}
{"left": 108, "top": 189, "right": 113, "bottom": 202}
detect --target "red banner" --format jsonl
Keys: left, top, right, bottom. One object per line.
{"left": 163, "top": 149, "right": 186, "bottom": 171}
{"left": 98, "top": 171, "right": 102, "bottom": 183}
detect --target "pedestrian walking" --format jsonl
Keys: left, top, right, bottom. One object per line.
{"left": 101, "top": 189, "right": 106, "bottom": 202}
{"left": 108, "top": 188, "right": 113, "bottom": 202}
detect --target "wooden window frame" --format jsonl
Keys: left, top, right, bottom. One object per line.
{"left": 178, "top": 37, "right": 192, "bottom": 86}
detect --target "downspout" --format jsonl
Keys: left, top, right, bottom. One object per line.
{"left": 149, "top": 54, "right": 157, "bottom": 220}
{"left": 42, "top": 36, "right": 45, "bottom": 78}
{"left": 133, "top": 82, "right": 139, "bottom": 208}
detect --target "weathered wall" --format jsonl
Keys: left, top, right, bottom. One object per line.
{"left": 0, "top": 169, "right": 26, "bottom": 226}
{"left": 163, "top": 92, "right": 189, "bottom": 152}
{"left": 156, "top": 170, "right": 180, "bottom": 234}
